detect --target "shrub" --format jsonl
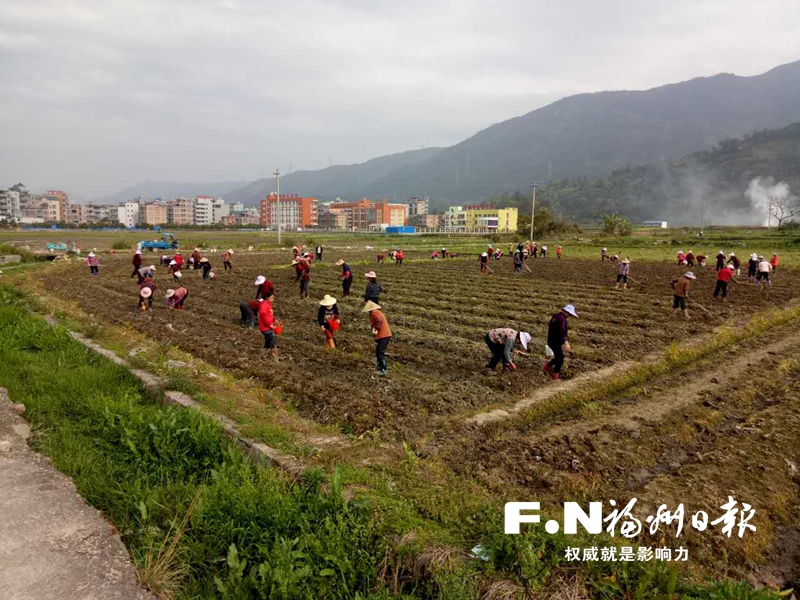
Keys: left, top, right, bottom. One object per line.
{"left": 111, "top": 239, "right": 130, "bottom": 250}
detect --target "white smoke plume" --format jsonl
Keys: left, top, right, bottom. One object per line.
{"left": 745, "top": 177, "right": 791, "bottom": 226}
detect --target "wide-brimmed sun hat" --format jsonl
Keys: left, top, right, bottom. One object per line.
{"left": 562, "top": 304, "right": 579, "bottom": 318}
{"left": 519, "top": 332, "right": 531, "bottom": 350}
{"left": 684, "top": 272, "right": 697, "bottom": 280}
{"left": 199, "top": 258, "right": 208, "bottom": 263}
{"left": 169, "top": 259, "right": 176, "bottom": 265}
{"left": 140, "top": 287, "right": 152, "bottom": 298}
{"left": 729, "top": 252, "right": 735, "bottom": 256}
{"left": 481, "top": 252, "right": 488, "bottom": 257}
{"left": 254, "top": 276, "right": 266, "bottom": 285}
{"left": 336, "top": 259, "right": 345, "bottom": 266}
{"left": 88, "top": 252, "right": 95, "bottom": 257}
{"left": 228, "top": 249, "right": 234, "bottom": 254}
{"left": 319, "top": 294, "right": 337, "bottom": 307}
{"left": 165, "top": 289, "right": 175, "bottom": 299}
{"left": 364, "top": 271, "right": 377, "bottom": 278}
{"left": 622, "top": 258, "right": 631, "bottom": 264}
{"left": 135, "top": 250, "right": 142, "bottom": 254}
{"left": 361, "top": 301, "right": 381, "bottom": 312}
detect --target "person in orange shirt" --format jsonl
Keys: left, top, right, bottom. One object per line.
{"left": 556, "top": 245, "right": 563, "bottom": 259}
{"left": 362, "top": 301, "right": 392, "bottom": 376}
{"left": 222, "top": 249, "right": 234, "bottom": 272}
{"left": 771, "top": 252, "right": 779, "bottom": 275}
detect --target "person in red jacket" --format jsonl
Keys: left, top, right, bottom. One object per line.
{"left": 165, "top": 287, "right": 188, "bottom": 310}
{"left": 395, "top": 250, "right": 404, "bottom": 266}
{"left": 295, "top": 258, "right": 310, "bottom": 299}
{"left": 191, "top": 248, "right": 202, "bottom": 270}
{"left": 254, "top": 275, "right": 274, "bottom": 300}
{"left": 771, "top": 252, "right": 779, "bottom": 275}
{"left": 172, "top": 251, "right": 184, "bottom": 268}
{"left": 258, "top": 293, "right": 278, "bottom": 359}
{"left": 713, "top": 265, "right": 738, "bottom": 302}
{"left": 131, "top": 250, "right": 142, "bottom": 279}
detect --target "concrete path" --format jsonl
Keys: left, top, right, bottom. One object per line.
{"left": 0, "top": 388, "right": 154, "bottom": 600}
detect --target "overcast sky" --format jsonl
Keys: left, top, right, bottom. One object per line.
{"left": 1, "top": 0, "right": 798, "bottom": 199}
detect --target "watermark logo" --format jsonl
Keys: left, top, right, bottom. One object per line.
{"left": 505, "top": 496, "right": 756, "bottom": 539}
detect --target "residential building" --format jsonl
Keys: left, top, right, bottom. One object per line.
{"left": 65, "top": 203, "right": 117, "bottom": 225}
{"left": 445, "top": 206, "right": 466, "bottom": 229}
{"left": 318, "top": 205, "right": 348, "bottom": 229}
{"left": 117, "top": 201, "right": 140, "bottom": 228}
{"left": 406, "top": 197, "right": 429, "bottom": 217}
{"left": 410, "top": 214, "right": 441, "bottom": 228}
{"left": 463, "top": 205, "right": 517, "bottom": 232}
{"left": 166, "top": 198, "right": 194, "bottom": 225}
{"left": 328, "top": 198, "right": 407, "bottom": 230}
{"left": 45, "top": 199, "right": 62, "bottom": 222}
{"left": 212, "top": 198, "right": 229, "bottom": 223}
{"left": 0, "top": 189, "right": 21, "bottom": 220}
{"left": 231, "top": 202, "right": 245, "bottom": 212}
{"left": 259, "top": 193, "right": 319, "bottom": 229}
{"left": 142, "top": 202, "right": 168, "bottom": 225}
{"left": 41, "top": 190, "right": 69, "bottom": 219}
{"left": 194, "top": 196, "right": 214, "bottom": 226}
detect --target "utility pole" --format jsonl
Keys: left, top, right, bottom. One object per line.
{"left": 701, "top": 194, "right": 707, "bottom": 233}
{"left": 274, "top": 168, "right": 281, "bottom": 245}
{"left": 529, "top": 181, "right": 537, "bottom": 241}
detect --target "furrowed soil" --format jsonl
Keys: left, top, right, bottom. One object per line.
{"left": 44, "top": 251, "right": 800, "bottom": 440}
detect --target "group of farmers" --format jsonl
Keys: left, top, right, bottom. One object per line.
{"left": 237, "top": 256, "right": 392, "bottom": 374}
{"left": 87, "top": 237, "right": 785, "bottom": 380}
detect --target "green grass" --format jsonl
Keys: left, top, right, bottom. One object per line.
{"left": 0, "top": 284, "right": 787, "bottom": 600}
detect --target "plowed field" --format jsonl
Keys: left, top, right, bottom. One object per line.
{"left": 45, "top": 251, "right": 800, "bottom": 439}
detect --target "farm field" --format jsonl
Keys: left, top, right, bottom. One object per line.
{"left": 4, "top": 229, "right": 800, "bottom": 596}
{"left": 42, "top": 248, "right": 800, "bottom": 439}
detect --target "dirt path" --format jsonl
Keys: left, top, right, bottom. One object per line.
{"left": 466, "top": 360, "right": 638, "bottom": 424}
{"left": 532, "top": 330, "right": 800, "bottom": 442}
{"left": 0, "top": 388, "right": 154, "bottom": 600}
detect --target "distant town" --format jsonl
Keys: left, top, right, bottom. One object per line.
{"left": 0, "top": 184, "right": 519, "bottom": 233}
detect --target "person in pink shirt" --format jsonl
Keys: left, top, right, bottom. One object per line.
{"left": 86, "top": 252, "right": 100, "bottom": 277}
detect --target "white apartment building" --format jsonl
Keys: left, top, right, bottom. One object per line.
{"left": 194, "top": 196, "right": 214, "bottom": 225}
{"left": 0, "top": 189, "right": 21, "bottom": 220}
{"left": 212, "top": 198, "right": 229, "bottom": 223}
{"left": 445, "top": 206, "right": 465, "bottom": 229}
{"left": 117, "top": 201, "right": 140, "bottom": 228}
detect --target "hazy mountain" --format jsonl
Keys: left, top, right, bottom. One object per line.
{"left": 496, "top": 122, "right": 800, "bottom": 225}
{"left": 356, "top": 59, "right": 800, "bottom": 209}
{"left": 225, "top": 147, "right": 443, "bottom": 205}
{"left": 100, "top": 180, "right": 249, "bottom": 204}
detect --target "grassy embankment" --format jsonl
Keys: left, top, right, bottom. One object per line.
{"left": 0, "top": 283, "right": 788, "bottom": 599}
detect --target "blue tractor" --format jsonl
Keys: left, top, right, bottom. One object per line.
{"left": 138, "top": 232, "right": 179, "bottom": 252}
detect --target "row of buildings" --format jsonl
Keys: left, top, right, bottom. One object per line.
{"left": 0, "top": 185, "right": 260, "bottom": 227}
{"left": 1, "top": 184, "right": 518, "bottom": 232}
{"left": 257, "top": 195, "right": 517, "bottom": 232}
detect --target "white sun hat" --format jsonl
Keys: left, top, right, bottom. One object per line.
{"left": 519, "top": 332, "right": 531, "bottom": 350}
{"left": 361, "top": 300, "right": 381, "bottom": 312}
{"left": 562, "top": 304, "right": 579, "bottom": 318}
{"left": 88, "top": 252, "right": 95, "bottom": 257}
{"left": 169, "top": 259, "right": 176, "bottom": 265}
{"left": 254, "top": 275, "right": 266, "bottom": 285}
{"left": 481, "top": 252, "right": 488, "bottom": 257}
{"left": 140, "top": 287, "right": 152, "bottom": 298}
{"left": 684, "top": 272, "right": 697, "bottom": 279}
{"left": 364, "top": 271, "right": 377, "bottom": 278}
{"left": 319, "top": 294, "right": 337, "bottom": 307}
{"left": 228, "top": 249, "right": 234, "bottom": 254}
{"left": 135, "top": 250, "right": 142, "bottom": 254}
{"left": 165, "top": 289, "right": 175, "bottom": 299}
